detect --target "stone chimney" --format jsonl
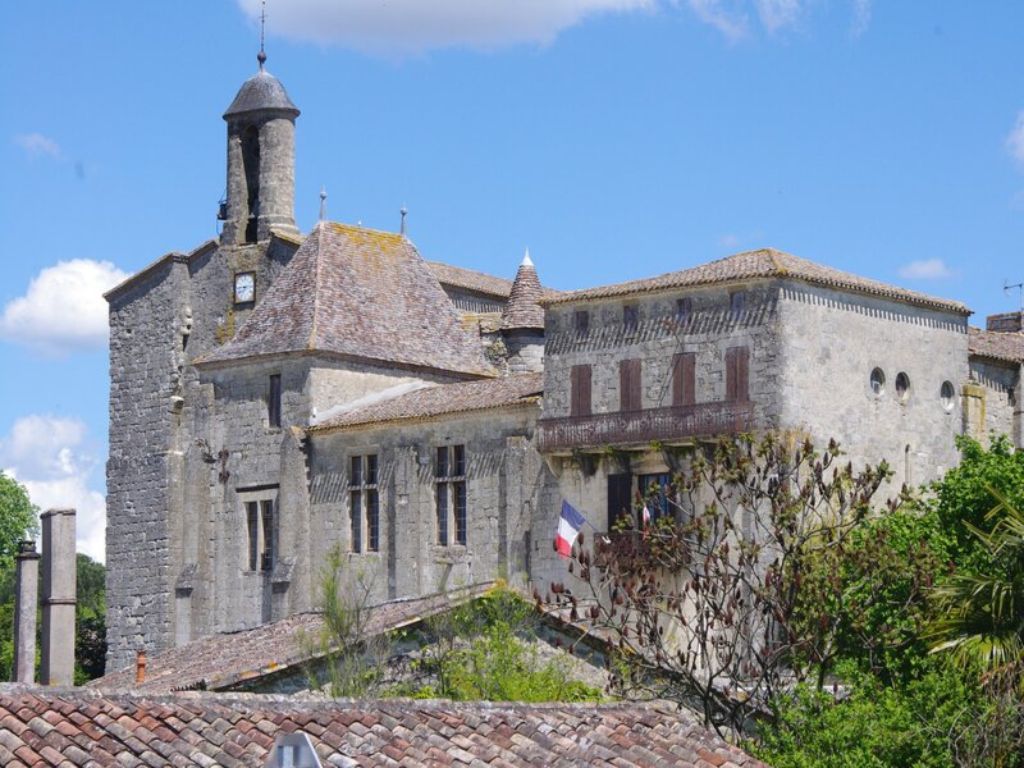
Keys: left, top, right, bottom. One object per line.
{"left": 12, "top": 540, "right": 40, "bottom": 683}
{"left": 40, "top": 509, "right": 76, "bottom": 687}
{"left": 986, "top": 311, "right": 1023, "bottom": 333}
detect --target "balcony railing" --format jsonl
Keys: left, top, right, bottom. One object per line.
{"left": 536, "top": 400, "right": 755, "bottom": 453}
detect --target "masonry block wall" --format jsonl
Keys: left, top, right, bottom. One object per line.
{"left": 542, "top": 283, "right": 783, "bottom": 426}
{"left": 309, "top": 408, "right": 545, "bottom": 605}
{"left": 106, "top": 236, "right": 300, "bottom": 673}
{"left": 776, "top": 283, "right": 968, "bottom": 489}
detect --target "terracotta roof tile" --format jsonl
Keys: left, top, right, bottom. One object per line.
{"left": 543, "top": 248, "right": 970, "bottom": 314}
{"left": 199, "top": 223, "right": 493, "bottom": 376}
{"left": 90, "top": 586, "right": 495, "bottom": 695}
{"left": 968, "top": 326, "right": 1024, "bottom": 364}
{"left": 312, "top": 373, "right": 543, "bottom": 432}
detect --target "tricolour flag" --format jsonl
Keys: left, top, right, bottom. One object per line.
{"left": 555, "top": 501, "right": 587, "bottom": 558}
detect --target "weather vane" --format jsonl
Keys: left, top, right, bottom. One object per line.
{"left": 258, "top": 0, "right": 267, "bottom": 70}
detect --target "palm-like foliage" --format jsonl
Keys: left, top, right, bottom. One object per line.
{"left": 928, "top": 486, "right": 1024, "bottom": 684}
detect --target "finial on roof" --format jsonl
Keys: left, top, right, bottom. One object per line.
{"left": 521, "top": 248, "right": 533, "bottom": 268}
{"left": 400, "top": 206, "right": 408, "bottom": 236}
{"left": 257, "top": 0, "right": 268, "bottom": 70}
{"left": 319, "top": 186, "right": 327, "bottom": 222}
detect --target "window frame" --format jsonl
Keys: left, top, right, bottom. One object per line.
{"left": 268, "top": 374, "right": 282, "bottom": 429}
{"left": 349, "top": 454, "right": 380, "bottom": 553}
{"left": 435, "top": 444, "right": 467, "bottom": 547}
{"left": 239, "top": 490, "right": 278, "bottom": 574}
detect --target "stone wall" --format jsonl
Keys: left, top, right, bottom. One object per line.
{"left": 968, "top": 357, "right": 1021, "bottom": 447}
{"left": 309, "top": 407, "right": 545, "bottom": 606}
{"left": 542, "top": 283, "right": 783, "bottom": 428}
{"left": 776, "top": 283, "right": 968, "bottom": 490}
{"left": 106, "top": 236, "right": 300, "bottom": 673}
{"left": 106, "top": 256, "right": 188, "bottom": 672}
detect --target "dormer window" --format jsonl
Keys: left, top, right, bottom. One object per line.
{"left": 234, "top": 272, "right": 255, "bottom": 305}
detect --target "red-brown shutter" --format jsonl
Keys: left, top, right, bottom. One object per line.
{"left": 672, "top": 352, "right": 696, "bottom": 407}
{"left": 620, "top": 359, "right": 641, "bottom": 412}
{"left": 725, "top": 348, "right": 737, "bottom": 401}
{"left": 725, "top": 346, "right": 749, "bottom": 402}
{"left": 571, "top": 364, "right": 592, "bottom": 416}
{"left": 736, "top": 346, "right": 750, "bottom": 402}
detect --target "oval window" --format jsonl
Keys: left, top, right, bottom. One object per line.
{"left": 940, "top": 380, "right": 955, "bottom": 412}
{"left": 870, "top": 367, "right": 886, "bottom": 396}
{"left": 895, "top": 372, "right": 910, "bottom": 402}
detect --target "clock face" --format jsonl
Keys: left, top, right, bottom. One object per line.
{"left": 234, "top": 272, "right": 255, "bottom": 304}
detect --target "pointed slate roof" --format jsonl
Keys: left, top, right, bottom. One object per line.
{"left": 543, "top": 248, "right": 970, "bottom": 314}
{"left": 199, "top": 223, "right": 493, "bottom": 376}
{"left": 501, "top": 251, "right": 545, "bottom": 330}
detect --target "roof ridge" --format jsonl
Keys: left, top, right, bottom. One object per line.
{"left": 307, "top": 224, "right": 324, "bottom": 351}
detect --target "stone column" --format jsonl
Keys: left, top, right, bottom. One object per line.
{"left": 12, "top": 540, "right": 40, "bottom": 683}
{"left": 40, "top": 509, "right": 76, "bottom": 687}
{"left": 961, "top": 382, "right": 987, "bottom": 444}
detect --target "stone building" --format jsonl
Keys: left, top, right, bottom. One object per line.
{"left": 104, "top": 57, "right": 1024, "bottom": 674}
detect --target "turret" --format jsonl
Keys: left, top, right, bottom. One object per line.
{"left": 221, "top": 52, "right": 300, "bottom": 245}
{"left": 500, "top": 250, "right": 546, "bottom": 373}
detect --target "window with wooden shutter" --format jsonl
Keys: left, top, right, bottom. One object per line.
{"left": 725, "top": 346, "right": 750, "bottom": 402}
{"left": 570, "top": 364, "right": 592, "bottom": 416}
{"left": 574, "top": 310, "right": 590, "bottom": 337}
{"left": 607, "top": 473, "right": 633, "bottom": 532}
{"left": 672, "top": 352, "right": 696, "bottom": 407}
{"left": 268, "top": 374, "right": 282, "bottom": 428}
{"left": 619, "top": 359, "right": 641, "bottom": 412}
{"left": 623, "top": 305, "right": 639, "bottom": 332}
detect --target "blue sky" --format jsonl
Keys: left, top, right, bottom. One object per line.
{"left": 1, "top": 0, "right": 1023, "bottom": 560}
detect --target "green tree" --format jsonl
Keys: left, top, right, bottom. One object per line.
{"left": 929, "top": 436, "right": 1024, "bottom": 568}
{"left": 0, "top": 472, "right": 39, "bottom": 569}
{"left": 75, "top": 554, "right": 107, "bottom": 683}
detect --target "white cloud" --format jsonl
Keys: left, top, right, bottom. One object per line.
{"left": 687, "top": 0, "right": 749, "bottom": 41}
{"left": 718, "top": 233, "right": 742, "bottom": 249}
{"left": 1007, "top": 111, "right": 1024, "bottom": 167}
{"left": 13, "top": 132, "right": 61, "bottom": 159}
{"left": 239, "top": 0, "right": 654, "bottom": 53}
{"left": 754, "top": 0, "right": 801, "bottom": 33}
{"left": 898, "top": 259, "right": 954, "bottom": 280}
{"left": 0, "top": 259, "right": 128, "bottom": 356}
{"left": 851, "top": 0, "right": 871, "bottom": 37}
{"left": 1, "top": 415, "right": 106, "bottom": 562}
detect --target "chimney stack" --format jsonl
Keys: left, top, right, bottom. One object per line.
{"left": 135, "top": 651, "right": 147, "bottom": 685}
{"left": 40, "top": 509, "right": 76, "bottom": 687}
{"left": 12, "top": 540, "right": 40, "bottom": 683}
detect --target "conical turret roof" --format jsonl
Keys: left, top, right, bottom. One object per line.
{"left": 500, "top": 251, "right": 545, "bottom": 330}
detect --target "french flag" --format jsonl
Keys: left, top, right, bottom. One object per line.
{"left": 555, "top": 501, "right": 587, "bottom": 558}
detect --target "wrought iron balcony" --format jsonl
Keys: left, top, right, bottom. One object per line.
{"left": 536, "top": 400, "right": 754, "bottom": 453}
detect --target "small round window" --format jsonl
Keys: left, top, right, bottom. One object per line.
{"left": 870, "top": 368, "right": 886, "bottom": 396}
{"left": 940, "top": 380, "right": 955, "bottom": 412}
{"left": 895, "top": 372, "right": 910, "bottom": 402}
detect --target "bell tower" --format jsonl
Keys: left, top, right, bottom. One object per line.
{"left": 221, "top": 50, "right": 300, "bottom": 244}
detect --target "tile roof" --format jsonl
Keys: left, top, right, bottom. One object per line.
{"left": 0, "top": 687, "right": 767, "bottom": 767}
{"left": 968, "top": 327, "right": 1024, "bottom": 364}
{"left": 543, "top": 248, "right": 970, "bottom": 314}
{"left": 500, "top": 255, "right": 545, "bottom": 330}
{"left": 91, "top": 585, "right": 495, "bottom": 695}
{"left": 199, "top": 223, "right": 494, "bottom": 376}
{"left": 427, "top": 260, "right": 517, "bottom": 298}
{"left": 312, "top": 373, "right": 543, "bottom": 432}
